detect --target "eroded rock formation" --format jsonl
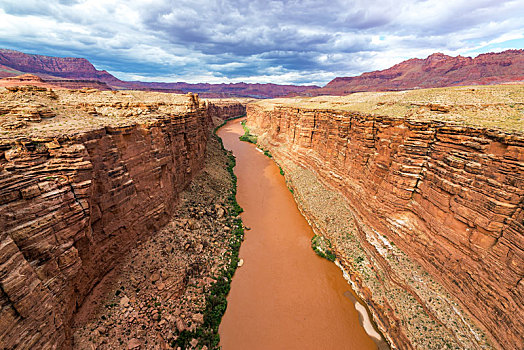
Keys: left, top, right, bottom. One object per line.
{"left": 0, "top": 74, "right": 112, "bottom": 91}
{"left": 206, "top": 99, "right": 251, "bottom": 120}
{"left": 3, "top": 49, "right": 523, "bottom": 99}
{"left": 0, "top": 88, "right": 236, "bottom": 348}
{"left": 247, "top": 85, "right": 523, "bottom": 349}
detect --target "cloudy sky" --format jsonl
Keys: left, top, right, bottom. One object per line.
{"left": 0, "top": 0, "right": 523, "bottom": 85}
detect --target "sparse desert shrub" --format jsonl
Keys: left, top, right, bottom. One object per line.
{"left": 311, "top": 235, "right": 336, "bottom": 262}
{"left": 239, "top": 120, "right": 257, "bottom": 144}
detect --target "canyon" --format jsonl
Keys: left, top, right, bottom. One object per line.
{"left": 206, "top": 99, "right": 250, "bottom": 121}
{"left": 245, "top": 85, "right": 523, "bottom": 350}
{"left": 0, "top": 81, "right": 522, "bottom": 349}
{"left": 0, "top": 87, "right": 246, "bottom": 348}
{"left": 3, "top": 1, "right": 524, "bottom": 348}
{"left": 217, "top": 119, "right": 382, "bottom": 350}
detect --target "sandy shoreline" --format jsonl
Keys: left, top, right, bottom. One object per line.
{"left": 337, "top": 261, "right": 390, "bottom": 350}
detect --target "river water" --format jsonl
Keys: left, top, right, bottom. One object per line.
{"left": 217, "top": 119, "right": 378, "bottom": 350}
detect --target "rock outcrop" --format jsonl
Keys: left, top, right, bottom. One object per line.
{"left": 2, "top": 49, "right": 523, "bottom": 98}
{"left": 246, "top": 85, "right": 523, "bottom": 349}
{"left": 0, "top": 74, "right": 112, "bottom": 91}
{"left": 0, "top": 89, "right": 233, "bottom": 348}
{"left": 316, "top": 50, "right": 524, "bottom": 95}
{"left": 206, "top": 99, "right": 251, "bottom": 120}
{"left": 72, "top": 132, "right": 241, "bottom": 349}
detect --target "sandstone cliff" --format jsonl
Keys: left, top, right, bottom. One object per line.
{"left": 246, "top": 85, "right": 523, "bottom": 349}
{"left": 206, "top": 99, "right": 252, "bottom": 120}
{"left": 0, "top": 49, "right": 106, "bottom": 80}
{"left": 0, "top": 89, "right": 218, "bottom": 348}
{"left": 316, "top": 50, "right": 524, "bottom": 95}
{"left": 3, "top": 49, "right": 523, "bottom": 99}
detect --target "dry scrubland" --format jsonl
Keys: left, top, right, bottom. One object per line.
{"left": 258, "top": 85, "right": 523, "bottom": 133}
{"left": 0, "top": 86, "right": 196, "bottom": 139}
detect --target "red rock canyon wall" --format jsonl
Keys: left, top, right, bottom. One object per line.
{"left": 0, "top": 104, "right": 213, "bottom": 348}
{"left": 206, "top": 101, "right": 247, "bottom": 120}
{"left": 247, "top": 104, "right": 523, "bottom": 349}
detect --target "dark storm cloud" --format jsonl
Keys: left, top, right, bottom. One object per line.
{"left": 142, "top": 0, "right": 388, "bottom": 56}
{"left": 0, "top": 0, "right": 522, "bottom": 84}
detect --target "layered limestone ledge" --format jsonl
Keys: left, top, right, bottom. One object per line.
{"left": 247, "top": 85, "right": 523, "bottom": 350}
{"left": 0, "top": 89, "right": 228, "bottom": 348}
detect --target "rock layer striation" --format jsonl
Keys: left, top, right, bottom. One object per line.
{"left": 0, "top": 89, "right": 225, "bottom": 348}
{"left": 247, "top": 85, "right": 523, "bottom": 349}
{"left": 205, "top": 99, "right": 251, "bottom": 120}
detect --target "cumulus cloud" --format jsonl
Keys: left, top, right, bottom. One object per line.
{"left": 0, "top": 0, "right": 522, "bottom": 85}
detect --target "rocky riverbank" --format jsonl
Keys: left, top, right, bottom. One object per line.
{"left": 72, "top": 133, "right": 244, "bottom": 349}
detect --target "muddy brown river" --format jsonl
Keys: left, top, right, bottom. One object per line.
{"left": 217, "top": 119, "right": 378, "bottom": 350}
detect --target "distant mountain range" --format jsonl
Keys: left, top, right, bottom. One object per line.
{"left": 0, "top": 48, "right": 523, "bottom": 97}
{"left": 314, "top": 49, "right": 524, "bottom": 95}
{"left": 0, "top": 49, "right": 318, "bottom": 98}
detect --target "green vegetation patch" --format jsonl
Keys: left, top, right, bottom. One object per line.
{"left": 238, "top": 120, "right": 274, "bottom": 159}
{"left": 261, "top": 148, "right": 272, "bottom": 158}
{"left": 311, "top": 234, "right": 336, "bottom": 262}
{"left": 174, "top": 215, "right": 244, "bottom": 349}
{"left": 239, "top": 120, "right": 258, "bottom": 144}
